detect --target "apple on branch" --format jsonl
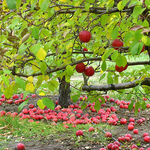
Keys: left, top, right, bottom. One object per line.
{"left": 79, "top": 31, "right": 91, "bottom": 43}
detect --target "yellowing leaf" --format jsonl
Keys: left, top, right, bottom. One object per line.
{"left": 100, "top": 70, "right": 103, "bottom": 74}
{"left": 59, "top": 0, "right": 66, "bottom": 2}
{"left": 39, "top": 92, "right": 45, "bottom": 96}
{"left": 54, "top": 7, "right": 60, "bottom": 10}
{"left": 131, "top": 77, "right": 135, "bottom": 81}
{"left": 37, "top": 99, "right": 45, "bottom": 109}
{"left": 66, "top": 43, "right": 73, "bottom": 50}
{"left": 32, "top": 62, "right": 40, "bottom": 71}
{"left": 26, "top": 83, "right": 34, "bottom": 92}
{"left": 44, "top": 75, "right": 49, "bottom": 81}
{"left": 36, "top": 48, "right": 47, "bottom": 60}
{"left": 27, "top": 76, "right": 33, "bottom": 82}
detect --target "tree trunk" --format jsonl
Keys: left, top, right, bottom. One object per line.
{"left": 58, "top": 76, "right": 71, "bottom": 107}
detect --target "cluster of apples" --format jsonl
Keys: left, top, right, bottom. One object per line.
{"left": 0, "top": 93, "right": 150, "bottom": 149}
{"left": 75, "top": 31, "right": 95, "bottom": 76}
{"left": 112, "top": 38, "right": 145, "bottom": 73}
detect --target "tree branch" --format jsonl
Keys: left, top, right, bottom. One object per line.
{"left": 82, "top": 78, "right": 150, "bottom": 91}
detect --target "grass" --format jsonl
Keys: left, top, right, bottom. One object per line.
{"left": 0, "top": 115, "right": 113, "bottom": 149}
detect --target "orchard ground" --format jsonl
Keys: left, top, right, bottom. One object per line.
{"left": 0, "top": 94, "right": 150, "bottom": 150}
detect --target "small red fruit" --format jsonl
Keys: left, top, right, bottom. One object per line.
{"left": 143, "top": 133, "right": 149, "bottom": 137}
{"left": 105, "top": 132, "right": 112, "bottom": 138}
{"left": 115, "top": 65, "right": 124, "bottom": 72}
{"left": 76, "top": 130, "right": 83, "bottom": 136}
{"left": 84, "top": 66, "right": 94, "bottom": 76}
{"left": 79, "top": 31, "right": 91, "bottom": 43}
{"left": 141, "top": 45, "right": 145, "bottom": 53}
{"left": 88, "top": 127, "right": 95, "bottom": 132}
{"left": 83, "top": 48, "right": 88, "bottom": 51}
{"left": 128, "top": 125, "right": 134, "bottom": 130}
{"left": 111, "top": 144, "right": 119, "bottom": 150}
{"left": 120, "top": 118, "right": 127, "bottom": 124}
{"left": 76, "top": 63, "right": 86, "bottom": 73}
{"left": 17, "top": 143, "right": 25, "bottom": 150}
{"left": 129, "top": 118, "right": 135, "bottom": 122}
{"left": 112, "top": 39, "right": 123, "bottom": 50}
{"left": 133, "top": 129, "right": 138, "bottom": 134}
{"left": 131, "top": 144, "right": 138, "bottom": 150}
{"left": 144, "top": 136, "right": 150, "bottom": 142}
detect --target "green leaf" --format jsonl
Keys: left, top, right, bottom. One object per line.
{"left": 23, "top": 91, "right": 31, "bottom": 100}
{"left": 18, "top": 99, "right": 29, "bottom": 112}
{"left": 99, "top": 95, "right": 105, "bottom": 104}
{"left": 41, "top": 62, "right": 47, "bottom": 74}
{"left": 124, "top": 32, "right": 133, "bottom": 43}
{"left": 115, "top": 54, "right": 127, "bottom": 67}
{"left": 141, "top": 101, "right": 146, "bottom": 110}
{"left": 36, "top": 75, "right": 44, "bottom": 89}
{"left": 145, "top": 0, "right": 150, "bottom": 8}
{"left": 111, "top": 26, "right": 119, "bottom": 39}
{"left": 132, "top": 6, "right": 144, "bottom": 18}
{"left": 48, "top": 80, "right": 58, "bottom": 92}
{"left": 32, "top": 27, "right": 39, "bottom": 40}
{"left": 74, "top": 8, "right": 82, "bottom": 17}
{"left": 130, "top": 42, "right": 142, "bottom": 55}
{"left": 102, "top": 48, "right": 113, "bottom": 61}
{"left": 42, "top": 97, "right": 55, "bottom": 110}
{"left": 100, "top": 14, "right": 108, "bottom": 26}
{"left": 107, "top": 72, "right": 113, "bottom": 84}
{"left": 41, "top": 0, "right": 49, "bottom": 12}
{"left": 94, "top": 100, "right": 101, "bottom": 111}
{"left": 81, "top": 103, "right": 87, "bottom": 110}
{"left": 117, "top": 1, "right": 124, "bottom": 10}
{"left": 31, "top": 44, "right": 41, "bottom": 55}
{"left": 15, "top": 77, "right": 26, "bottom": 90}
{"left": 128, "top": 100, "right": 134, "bottom": 110}
{"left": 37, "top": 99, "right": 45, "bottom": 109}
{"left": 2, "top": 75, "right": 9, "bottom": 87}
{"left": 135, "top": 101, "right": 140, "bottom": 116}
{"left": 84, "top": 3, "right": 90, "bottom": 11}
{"left": 127, "top": 93, "right": 132, "bottom": 100}
{"left": 135, "top": 30, "right": 142, "bottom": 41}
{"left": 3, "top": 69, "right": 12, "bottom": 75}
{"left": 4, "top": 85, "right": 13, "bottom": 99}
{"left": 6, "top": 0, "right": 16, "bottom": 9}
{"left": 66, "top": 65, "right": 74, "bottom": 76}
{"left": 99, "top": 73, "right": 106, "bottom": 81}
{"left": 111, "top": 50, "right": 118, "bottom": 61}
{"left": 16, "top": 0, "right": 21, "bottom": 10}
{"left": 101, "top": 61, "right": 106, "bottom": 71}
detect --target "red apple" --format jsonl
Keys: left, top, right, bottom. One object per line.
{"left": 118, "top": 136, "right": 125, "bottom": 142}
{"left": 13, "top": 94, "right": 19, "bottom": 99}
{"left": 123, "top": 64, "right": 128, "bottom": 70}
{"left": 112, "top": 39, "right": 123, "bottom": 50}
{"left": 133, "top": 129, "right": 138, "bottom": 134}
{"left": 125, "top": 134, "right": 132, "bottom": 140}
{"left": 107, "top": 143, "right": 113, "bottom": 149}
{"left": 139, "top": 148, "right": 144, "bottom": 150}
{"left": 99, "top": 148, "right": 106, "bottom": 150}
{"left": 84, "top": 66, "right": 94, "bottom": 76}
{"left": 144, "top": 136, "right": 150, "bottom": 142}
{"left": 146, "top": 104, "right": 150, "bottom": 108}
{"left": 76, "top": 63, "right": 86, "bottom": 73}
{"left": 88, "top": 127, "right": 95, "bottom": 132}
{"left": 131, "top": 144, "right": 138, "bottom": 150}
{"left": 79, "top": 31, "right": 91, "bottom": 43}
{"left": 129, "top": 118, "right": 135, "bottom": 122}
{"left": 29, "top": 104, "right": 34, "bottom": 108}
{"left": 76, "top": 130, "right": 83, "bottom": 136}
{"left": 113, "top": 141, "right": 120, "bottom": 147}
{"left": 83, "top": 48, "right": 88, "bottom": 51}
{"left": 120, "top": 118, "right": 127, "bottom": 124}
{"left": 105, "top": 132, "right": 112, "bottom": 138}
{"left": 115, "top": 65, "right": 124, "bottom": 72}
{"left": 111, "top": 144, "right": 119, "bottom": 150}
{"left": 128, "top": 125, "right": 134, "bottom": 130}
{"left": 143, "top": 133, "right": 149, "bottom": 137}
{"left": 17, "top": 143, "right": 25, "bottom": 150}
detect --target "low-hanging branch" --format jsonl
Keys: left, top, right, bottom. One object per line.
{"left": 82, "top": 77, "right": 150, "bottom": 91}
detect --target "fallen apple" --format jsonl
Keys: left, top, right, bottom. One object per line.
{"left": 17, "top": 143, "right": 25, "bottom": 150}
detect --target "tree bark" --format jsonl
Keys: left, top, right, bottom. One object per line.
{"left": 58, "top": 76, "right": 71, "bottom": 107}
{"left": 82, "top": 78, "right": 150, "bottom": 92}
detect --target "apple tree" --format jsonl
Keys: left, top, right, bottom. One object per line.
{"left": 0, "top": 0, "right": 150, "bottom": 111}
